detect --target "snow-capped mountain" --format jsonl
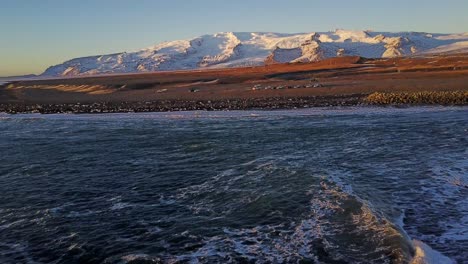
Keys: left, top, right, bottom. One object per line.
{"left": 42, "top": 30, "right": 468, "bottom": 76}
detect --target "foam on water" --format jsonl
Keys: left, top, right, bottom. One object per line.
{"left": 323, "top": 174, "right": 457, "bottom": 264}
{"left": 396, "top": 153, "right": 467, "bottom": 262}
{"left": 152, "top": 176, "right": 454, "bottom": 263}
{"left": 157, "top": 166, "right": 418, "bottom": 262}
{"left": 0, "top": 107, "right": 466, "bottom": 263}
{"left": 411, "top": 240, "right": 455, "bottom": 264}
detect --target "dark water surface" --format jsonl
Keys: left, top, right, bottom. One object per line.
{"left": 0, "top": 107, "right": 466, "bottom": 264}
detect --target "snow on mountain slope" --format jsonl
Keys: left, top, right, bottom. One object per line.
{"left": 422, "top": 41, "right": 468, "bottom": 54}
{"left": 42, "top": 30, "right": 468, "bottom": 76}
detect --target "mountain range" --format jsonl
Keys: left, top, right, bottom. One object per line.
{"left": 42, "top": 30, "right": 468, "bottom": 77}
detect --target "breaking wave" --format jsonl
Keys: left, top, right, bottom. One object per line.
{"left": 1, "top": 108, "right": 465, "bottom": 263}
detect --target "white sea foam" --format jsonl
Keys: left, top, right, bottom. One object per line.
{"left": 395, "top": 210, "right": 456, "bottom": 264}
{"left": 110, "top": 202, "right": 134, "bottom": 211}
{"left": 411, "top": 240, "right": 455, "bottom": 264}
{"left": 1, "top": 107, "right": 465, "bottom": 263}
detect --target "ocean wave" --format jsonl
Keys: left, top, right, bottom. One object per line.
{"left": 396, "top": 153, "right": 468, "bottom": 262}
{"left": 411, "top": 240, "right": 455, "bottom": 264}
{"left": 1, "top": 108, "right": 466, "bottom": 263}
{"left": 309, "top": 179, "right": 415, "bottom": 263}
{"left": 163, "top": 178, "right": 438, "bottom": 263}
{"left": 164, "top": 156, "right": 459, "bottom": 263}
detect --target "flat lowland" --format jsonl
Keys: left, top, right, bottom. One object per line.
{"left": 1, "top": 54, "right": 467, "bottom": 113}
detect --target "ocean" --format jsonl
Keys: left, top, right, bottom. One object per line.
{"left": 0, "top": 107, "right": 466, "bottom": 263}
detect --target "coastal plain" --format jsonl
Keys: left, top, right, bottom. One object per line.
{"left": 1, "top": 54, "right": 467, "bottom": 113}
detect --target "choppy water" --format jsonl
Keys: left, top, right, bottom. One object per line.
{"left": 0, "top": 107, "right": 467, "bottom": 264}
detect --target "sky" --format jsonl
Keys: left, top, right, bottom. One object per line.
{"left": 1, "top": 0, "right": 467, "bottom": 77}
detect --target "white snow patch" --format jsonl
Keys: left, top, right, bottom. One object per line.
{"left": 41, "top": 30, "right": 468, "bottom": 76}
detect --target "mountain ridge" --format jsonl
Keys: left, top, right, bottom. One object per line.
{"left": 42, "top": 30, "right": 468, "bottom": 77}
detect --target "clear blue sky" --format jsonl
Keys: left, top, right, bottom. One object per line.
{"left": 1, "top": 0, "right": 467, "bottom": 76}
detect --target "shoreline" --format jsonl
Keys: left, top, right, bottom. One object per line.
{"left": 0, "top": 95, "right": 365, "bottom": 114}
{"left": 1, "top": 94, "right": 466, "bottom": 114}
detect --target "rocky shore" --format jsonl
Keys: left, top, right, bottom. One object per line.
{"left": 0, "top": 95, "right": 365, "bottom": 114}
{"left": 2, "top": 91, "right": 467, "bottom": 114}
